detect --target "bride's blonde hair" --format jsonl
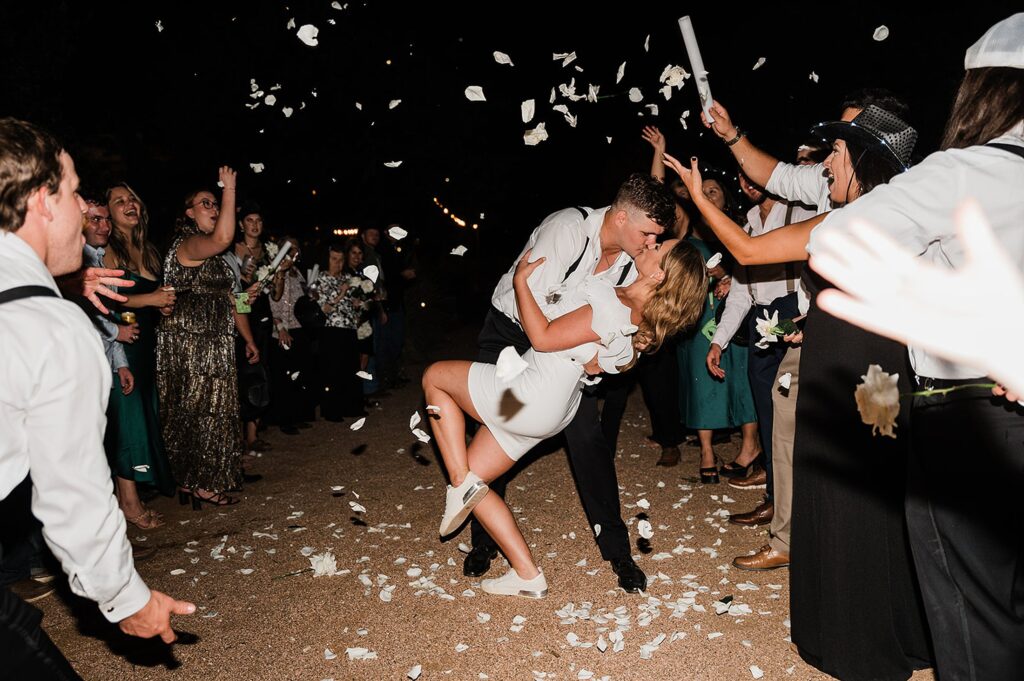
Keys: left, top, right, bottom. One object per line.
{"left": 633, "top": 239, "right": 707, "bottom": 355}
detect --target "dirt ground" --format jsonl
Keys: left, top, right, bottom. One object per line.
{"left": 41, "top": 343, "right": 937, "bottom": 681}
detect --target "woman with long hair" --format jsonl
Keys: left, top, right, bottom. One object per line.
{"left": 807, "top": 18, "right": 1024, "bottom": 676}
{"left": 157, "top": 167, "right": 260, "bottom": 509}
{"left": 102, "top": 182, "right": 176, "bottom": 528}
{"left": 422, "top": 239, "right": 706, "bottom": 598}
{"left": 665, "top": 103, "right": 933, "bottom": 681}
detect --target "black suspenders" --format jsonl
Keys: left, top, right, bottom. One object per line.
{"left": 0, "top": 285, "right": 58, "bottom": 305}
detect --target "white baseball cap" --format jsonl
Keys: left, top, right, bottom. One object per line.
{"left": 965, "top": 13, "right": 1024, "bottom": 70}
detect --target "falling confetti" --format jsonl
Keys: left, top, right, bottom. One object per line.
{"left": 521, "top": 99, "right": 536, "bottom": 124}
{"left": 296, "top": 24, "right": 319, "bottom": 47}
{"left": 524, "top": 123, "right": 548, "bottom": 146}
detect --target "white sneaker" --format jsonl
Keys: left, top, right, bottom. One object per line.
{"left": 480, "top": 567, "right": 548, "bottom": 599}
{"left": 439, "top": 471, "right": 489, "bottom": 536}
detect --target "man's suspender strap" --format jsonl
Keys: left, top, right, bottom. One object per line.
{"left": 0, "top": 286, "right": 58, "bottom": 305}
{"left": 561, "top": 207, "right": 591, "bottom": 283}
{"left": 986, "top": 142, "right": 1024, "bottom": 160}
{"left": 783, "top": 202, "right": 798, "bottom": 294}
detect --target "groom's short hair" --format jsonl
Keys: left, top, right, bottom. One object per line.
{"left": 612, "top": 173, "right": 676, "bottom": 229}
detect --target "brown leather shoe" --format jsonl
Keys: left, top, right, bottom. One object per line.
{"left": 733, "top": 544, "right": 790, "bottom": 571}
{"left": 728, "top": 466, "right": 767, "bottom": 490}
{"left": 655, "top": 446, "right": 681, "bottom": 467}
{"left": 9, "top": 578, "right": 55, "bottom": 603}
{"left": 728, "top": 500, "right": 774, "bottom": 526}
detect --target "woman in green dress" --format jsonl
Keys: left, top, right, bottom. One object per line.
{"left": 676, "top": 177, "right": 760, "bottom": 483}
{"left": 104, "top": 183, "right": 177, "bottom": 528}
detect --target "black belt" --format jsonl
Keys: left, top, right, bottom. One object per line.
{"left": 915, "top": 375, "right": 988, "bottom": 390}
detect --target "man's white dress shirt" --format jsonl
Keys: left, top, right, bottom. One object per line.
{"left": 807, "top": 124, "right": 1024, "bottom": 379}
{"left": 0, "top": 229, "right": 150, "bottom": 621}
{"left": 712, "top": 200, "right": 816, "bottom": 350}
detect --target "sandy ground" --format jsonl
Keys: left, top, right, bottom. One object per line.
{"left": 40, "top": 337, "right": 938, "bottom": 681}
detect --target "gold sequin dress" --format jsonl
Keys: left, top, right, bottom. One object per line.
{"left": 156, "top": 227, "right": 242, "bottom": 492}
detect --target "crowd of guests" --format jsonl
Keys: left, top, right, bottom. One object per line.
{"left": 0, "top": 12, "right": 1020, "bottom": 681}
{"left": 0, "top": 168, "right": 417, "bottom": 590}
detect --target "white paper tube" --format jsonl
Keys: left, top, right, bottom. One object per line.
{"left": 266, "top": 240, "right": 292, "bottom": 272}
{"left": 678, "top": 16, "right": 715, "bottom": 124}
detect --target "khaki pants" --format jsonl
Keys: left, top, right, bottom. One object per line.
{"left": 768, "top": 347, "right": 800, "bottom": 554}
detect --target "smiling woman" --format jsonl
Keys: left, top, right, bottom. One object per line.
{"left": 156, "top": 167, "right": 254, "bottom": 510}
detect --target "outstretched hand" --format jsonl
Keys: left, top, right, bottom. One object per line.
{"left": 663, "top": 153, "right": 703, "bottom": 200}
{"left": 83, "top": 267, "right": 133, "bottom": 314}
{"left": 641, "top": 125, "right": 666, "bottom": 152}
{"left": 514, "top": 249, "right": 546, "bottom": 282}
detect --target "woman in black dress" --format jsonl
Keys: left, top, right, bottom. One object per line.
{"left": 665, "top": 105, "right": 933, "bottom": 681}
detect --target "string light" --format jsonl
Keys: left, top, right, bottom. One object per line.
{"left": 433, "top": 196, "right": 484, "bottom": 230}
{"left": 331, "top": 227, "right": 359, "bottom": 236}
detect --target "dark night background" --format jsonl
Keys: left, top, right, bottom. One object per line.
{"left": 0, "top": 1, "right": 1011, "bottom": 321}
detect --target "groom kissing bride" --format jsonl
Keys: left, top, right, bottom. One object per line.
{"left": 422, "top": 173, "right": 707, "bottom": 598}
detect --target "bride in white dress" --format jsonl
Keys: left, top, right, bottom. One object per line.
{"left": 421, "top": 238, "right": 706, "bottom": 597}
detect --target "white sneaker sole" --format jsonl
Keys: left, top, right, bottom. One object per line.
{"left": 439, "top": 480, "right": 489, "bottom": 536}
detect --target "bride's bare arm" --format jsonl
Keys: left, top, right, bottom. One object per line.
{"left": 513, "top": 251, "right": 600, "bottom": 352}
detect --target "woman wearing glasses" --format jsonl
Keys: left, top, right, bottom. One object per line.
{"left": 101, "top": 183, "right": 177, "bottom": 528}
{"left": 157, "top": 168, "right": 260, "bottom": 509}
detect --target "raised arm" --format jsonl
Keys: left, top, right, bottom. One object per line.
{"left": 701, "top": 100, "right": 780, "bottom": 188}
{"left": 177, "top": 167, "right": 238, "bottom": 264}
{"left": 512, "top": 251, "right": 600, "bottom": 352}
{"left": 641, "top": 126, "right": 667, "bottom": 182}
{"left": 664, "top": 153, "right": 824, "bottom": 265}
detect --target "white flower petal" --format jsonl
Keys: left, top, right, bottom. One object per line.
{"left": 363, "top": 265, "right": 379, "bottom": 283}
{"left": 493, "top": 51, "right": 513, "bottom": 66}
{"left": 637, "top": 519, "right": 654, "bottom": 539}
{"left": 873, "top": 25, "right": 889, "bottom": 41}
{"left": 706, "top": 252, "right": 723, "bottom": 269}
{"left": 387, "top": 225, "right": 407, "bottom": 240}
{"left": 464, "top": 86, "right": 486, "bottom": 102}
{"left": 809, "top": 71, "right": 820, "bottom": 83}
{"left": 409, "top": 412, "right": 421, "bottom": 429}
{"left": 451, "top": 245, "right": 468, "bottom": 256}
{"left": 350, "top": 417, "right": 366, "bottom": 431}
{"left": 628, "top": 87, "right": 643, "bottom": 103}
{"left": 356, "top": 370, "right": 373, "bottom": 380}
{"left": 389, "top": 99, "right": 401, "bottom": 109}
{"left": 412, "top": 428, "right": 431, "bottom": 443}
{"left": 384, "top": 160, "right": 403, "bottom": 168}
{"left": 296, "top": 24, "right": 319, "bottom": 47}
{"left": 249, "top": 163, "right": 265, "bottom": 174}
{"left": 616, "top": 62, "right": 626, "bottom": 84}
{"left": 753, "top": 57, "right": 766, "bottom": 71}
{"left": 282, "top": 107, "right": 294, "bottom": 118}
{"left": 778, "top": 372, "right": 792, "bottom": 390}
{"left": 521, "top": 99, "right": 535, "bottom": 124}
{"left": 349, "top": 501, "right": 367, "bottom": 514}
{"left": 524, "top": 123, "right": 548, "bottom": 146}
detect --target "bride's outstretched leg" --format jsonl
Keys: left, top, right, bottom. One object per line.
{"left": 466, "top": 427, "right": 538, "bottom": 580}
{"left": 422, "top": 361, "right": 481, "bottom": 486}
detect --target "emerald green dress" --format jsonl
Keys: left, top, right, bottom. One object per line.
{"left": 105, "top": 273, "right": 175, "bottom": 495}
{"left": 677, "top": 236, "right": 758, "bottom": 429}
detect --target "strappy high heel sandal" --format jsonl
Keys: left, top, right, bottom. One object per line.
{"left": 123, "top": 508, "right": 164, "bottom": 530}
{"left": 178, "top": 489, "right": 240, "bottom": 511}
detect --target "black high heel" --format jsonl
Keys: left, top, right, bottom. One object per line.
{"left": 180, "top": 489, "right": 239, "bottom": 511}
{"left": 699, "top": 454, "right": 721, "bottom": 484}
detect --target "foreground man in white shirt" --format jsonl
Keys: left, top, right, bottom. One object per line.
{"left": 807, "top": 14, "right": 1024, "bottom": 680}
{"left": 0, "top": 118, "right": 194, "bottom": 679}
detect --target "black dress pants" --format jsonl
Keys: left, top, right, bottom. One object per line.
{"left": 469, "top": 307, "right": 631, "bottom": 561}
{"left": 0, "top": 585, "right": 82, "bottom": 680}
{"left": 319, "top": 327, "right": 364, "bottom": 420}
{"left": 270, "top": 327, "right": 316, "bottom": 426}
{"left": 599, "top": 337, "right": 684, "bottom": 454}
{"left": 907, "top": 383, "right": 1024, "bottom": 680}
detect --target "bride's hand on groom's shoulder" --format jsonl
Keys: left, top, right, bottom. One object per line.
{"left": 514, "top": 249, "right": 546, "bottom": 282}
